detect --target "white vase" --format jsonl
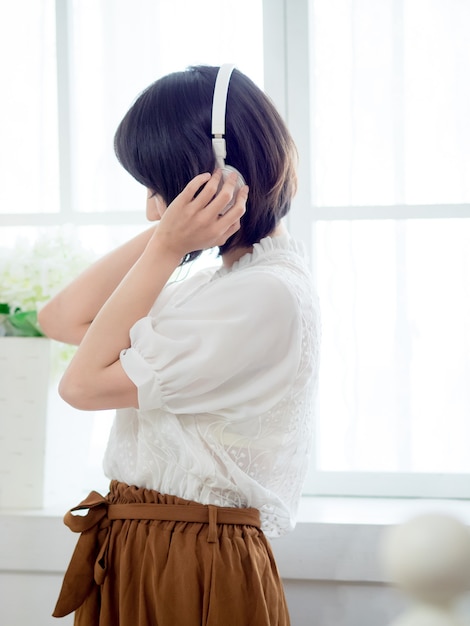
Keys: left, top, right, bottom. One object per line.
{"left": 0, "top": 337, "right": 51, "bottom": 508}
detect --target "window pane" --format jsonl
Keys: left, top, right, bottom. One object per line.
{"left": 311, "top": 0, "right": 396, "bottom": 206}
{"left": 310, "top": 0, "right": 470, "bottom": 206}
{"left": 314, "top": 219, "right": 470, "bottom": 473}
{"left": 404, "top": 0, "right": 470, "bottom": 204}
{"left": 0, "top": 0, "right": 59, "bottom": 214}
{"left": 70, "top": 0, "right": 264, "bottom": 214}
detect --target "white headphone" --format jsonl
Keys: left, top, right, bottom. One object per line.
{"left": 211, "top": 64, "right": 246, "bottom": 213}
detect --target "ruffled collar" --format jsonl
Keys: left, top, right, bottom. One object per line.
{"left": 213, "top": 233, "right": 305, "bottom": 277}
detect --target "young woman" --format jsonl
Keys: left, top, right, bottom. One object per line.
{"left": 41, "top": 65, "right": 320, "bottom": 626}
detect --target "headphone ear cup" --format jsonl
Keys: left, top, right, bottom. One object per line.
{"left": 217, "top": 165, "right": 246, "bottom": 215}
{"left": 221, "top": 165, "right": 246, "bottom": 190}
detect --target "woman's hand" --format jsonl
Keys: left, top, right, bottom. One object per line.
{"left": 151, "top": 170, "right": 248, "bottom": 260}
{"left": 58, "top": 170, "right": 248, "bottom": 411}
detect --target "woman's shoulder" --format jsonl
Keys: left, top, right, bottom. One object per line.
{"left": 217, "top": 234, "right": 313, "bottom": 287}
{"left": 235, "top": 235, "right": 317, "bottom": 305}
{"left": 152, "top": 234, "right": 318, "bottom": 321}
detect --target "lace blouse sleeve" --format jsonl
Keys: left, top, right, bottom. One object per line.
{"left": 120, "top": 271, "right": 302, "bottom": 417}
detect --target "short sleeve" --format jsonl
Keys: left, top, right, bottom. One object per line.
{"left": 120, "top": 271, "right": 302, "bottom": 417}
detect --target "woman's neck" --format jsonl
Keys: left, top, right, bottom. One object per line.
{"left": 221, "top": 223, "right": 286, "bottom": 268}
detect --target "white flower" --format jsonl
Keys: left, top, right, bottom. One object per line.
{"left": 0, "top": 228, "right": 95, "bottom": 311}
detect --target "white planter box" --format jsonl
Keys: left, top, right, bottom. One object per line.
{"left": 0, "top": 337, "right": 51, "bottom": 508}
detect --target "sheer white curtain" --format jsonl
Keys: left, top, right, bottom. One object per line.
{"left": 309, "top": 0, "right": 470, "bottom": 481}
{"left": 68, "top": 0, "right": 264, "bottom": 216}
{"left": 0, "top": 0, "right": 264, "bottom": 507}
{"left": 0, "top": 0, "right": 59, "bottom": 215}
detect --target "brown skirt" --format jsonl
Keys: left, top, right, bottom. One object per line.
{"left": 53, "top": 481, "right": 290, "bottom": 626}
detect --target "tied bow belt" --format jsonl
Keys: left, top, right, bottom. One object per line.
{"left": 53, "top": 490, "right": 261, "bottom": 618}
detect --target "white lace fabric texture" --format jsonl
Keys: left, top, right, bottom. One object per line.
{"left": 103, "top": 234, "right": 321, "bottom": 537}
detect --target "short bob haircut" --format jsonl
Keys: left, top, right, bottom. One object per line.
{"left": 114, "top": 65, "right": 298, "bottom": 263}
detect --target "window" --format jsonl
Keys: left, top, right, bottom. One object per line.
{"left": 2, "top": 0, "right": 469, "bottom": 505}
{"left": 1, "top": 0, "right": 264, "bottom": 507}
{"left": 274, "top": 0, "right": 470, "bottom": 496}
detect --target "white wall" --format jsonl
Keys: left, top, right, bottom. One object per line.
{"left": 283, "top": 581, "right": 405, "bottom": 626}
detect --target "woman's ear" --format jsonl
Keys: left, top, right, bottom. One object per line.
{"left": 146, "top": 191, "right": 166, "bottom": 221}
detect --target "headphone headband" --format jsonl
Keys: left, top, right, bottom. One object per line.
{"left": 212, "top": 64, "right": 236, "bottom": 167}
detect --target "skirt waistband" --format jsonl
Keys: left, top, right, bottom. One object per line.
{"left": 108, "top": 502, "right": 261, "bottom": 529}
{"left": 53, "top": 485, "right": 261, "bottom": 618}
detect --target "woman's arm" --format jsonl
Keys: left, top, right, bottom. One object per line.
{"left": 38, "top": 226, "right": 156, "bottom": 345}
{"left": 58, "top": 171, "right": 248, "bottom": 411}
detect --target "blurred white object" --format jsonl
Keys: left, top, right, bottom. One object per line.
{"left": 381, "top": 514, "right": 470, "bottom": 626}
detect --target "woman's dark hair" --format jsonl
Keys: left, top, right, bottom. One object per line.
{"left": 114, "top": 65, "right": 298, "bottom": 263}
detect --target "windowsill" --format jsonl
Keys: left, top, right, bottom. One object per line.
{"left": 296, "top": 494, "right": 470, "bottom": 525}
{"left": 2, "top": 496, "right": 470, "bottom": 583}
{"left": 274, "top": 496, "right": 470, "bottom": 581}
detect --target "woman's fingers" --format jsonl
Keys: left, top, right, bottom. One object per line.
{"left": 181, "top": 170, "right": 247, "bottom": 219}
{"left": 179, "top": 172, "right": 212, "bottom": 203}
{"left": 220, "top": 182, "right": 249, "bottom": 219}
{"left": 156, "top": 171, "right": 248, "bottom": 255}
{"left": 190, "top": 169, "right": 240, "bottom": 214}
{"left": 214, "top": 184, "right": 249, "bottom": 243}
{"left": 192, "top": 169, "right": 224, "bottom": 207}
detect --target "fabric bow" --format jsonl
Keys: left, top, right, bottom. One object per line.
{"left": 52, "top": 491, "right": 112, "bottom": 618}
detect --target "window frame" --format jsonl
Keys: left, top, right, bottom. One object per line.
{"left": 263, "top": 0, "right": 470, "bottom": 497}
{"left": 2, "top": 0, "right": 470, "bottom": 499}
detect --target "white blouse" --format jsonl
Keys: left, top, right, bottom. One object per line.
{"left": 103, "top": 234, "right": 321, "bottom": 537}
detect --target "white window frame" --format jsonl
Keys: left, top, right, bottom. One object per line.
{"left": 263, "top": 0, "right": 470, "bottom": 498}
{"left": 2, "top": 0, "right": 470, "bottom": 499}
{"left": 1, "top": 0, "right": 146, "bottom": 230}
